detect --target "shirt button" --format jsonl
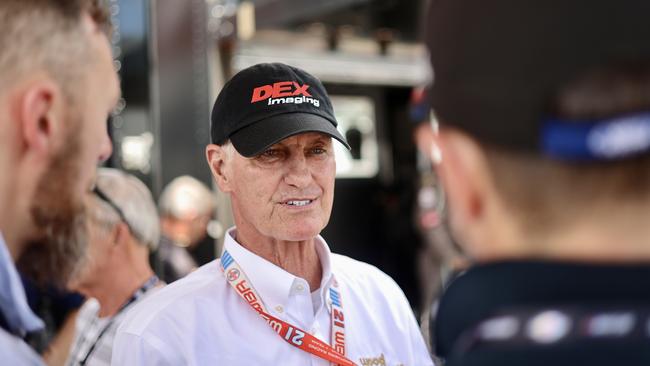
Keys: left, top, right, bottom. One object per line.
{"left": 296, "top": 284, "right": 304, "bottom": 292}
{"left": 275, "top": 305, "right": 284, "bottom": 313}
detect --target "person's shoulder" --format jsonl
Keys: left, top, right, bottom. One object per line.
{"left": 330, "top": 253, "right": 432, "bottom": 363}
{"left": 118, "top": 260, "right": 225, "bottom": 336}
{"left": 0, "top": 327, "right": 44, "bottom": 365}
{"left": 446, "top": 337, "right": 650, "bottom": 366}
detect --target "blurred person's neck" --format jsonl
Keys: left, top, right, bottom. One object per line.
{"left": 0, "top": 202, "right": 33, "bottom": 261}
{"left": 86, "top": 246, "right": 155, "bottom": 318}
{"left": 233, "top": 226, "right": 322, "bottom": 292}
{"left": 0, "top": 98, "right": 14, "bottom": 257}
{"left": 525, "top": 203, "right": 650, "bottom": 263}
{"left": 0, "top": 153, "right": 41, "bottom": 261}
{"left": 471, "top": 201, "right": 650, "bottom": 264}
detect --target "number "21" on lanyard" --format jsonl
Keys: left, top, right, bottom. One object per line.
{"left": 285, "top": 326, "right": 306, "bottom": 346}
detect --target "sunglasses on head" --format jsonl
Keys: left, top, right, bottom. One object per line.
{"left": 92, "top": 185, "right": 136, "bottom": 235}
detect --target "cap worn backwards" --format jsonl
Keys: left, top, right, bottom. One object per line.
{"left": 210, "top": 62, "right": 350, "bottom": 157}
{"left": 428, "top": 0, "right": 650, "bottom": 161}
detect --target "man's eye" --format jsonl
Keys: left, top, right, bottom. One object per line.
{"left": 310, "top": 147, "right": 327, "bottom": 155}
{"left": 261, "top": 149, "right": 282, "bottom": 158}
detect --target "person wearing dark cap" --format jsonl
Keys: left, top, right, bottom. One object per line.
{"left": 426, "top": 0, "right": 650, "bottom": 365}
{"left": 112, "top": 63, "right": 433, "bottom": 365}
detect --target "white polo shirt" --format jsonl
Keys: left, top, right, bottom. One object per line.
{"left": 112, "top": 228, "right": 433, "bottom": 366}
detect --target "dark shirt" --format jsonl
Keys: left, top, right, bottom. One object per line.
{"left": 153, "top": 235, "right": 197, "bottom": 284}
{"left": 21, "top": 275, "right": 84, "bottom": 353}
{"left": 434, "top": 261, "right": 650, "bottom": 366}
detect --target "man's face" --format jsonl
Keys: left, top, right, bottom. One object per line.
{"left": 17, "top": 18, "right": 119, "bottom": 286}
{"left": 226, "top": 132, "right": 336, "bottom": 242}
{"left": 74, "top": 15, "right": 121, "bottom": 202}
{"left": 161, "top": 214, "right": 211, "bottom": 248}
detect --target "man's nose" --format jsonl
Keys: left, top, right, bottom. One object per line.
{"left": 98, "top": 130, "right": 113, "bottom": 163}
{"left": 284, "top": 154, "right": 312, "bottom": 187}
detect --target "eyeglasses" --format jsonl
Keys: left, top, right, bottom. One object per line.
{"left": 92, "top": 185, "right": 136, "bottom": 236}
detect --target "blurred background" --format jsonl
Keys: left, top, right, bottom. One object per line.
{"left": 101, "top": 0, "right": 453, "bottom": 340}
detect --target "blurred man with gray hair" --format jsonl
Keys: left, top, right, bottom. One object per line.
{"left": 66, "top": 168, "right": 162, "bottom": 366}
{"left": 157, "top": 175, "right": 216, "bottom": 282}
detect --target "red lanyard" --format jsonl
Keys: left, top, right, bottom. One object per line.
{"left": 221, "top": 250, "right": 357, "bottom": 366}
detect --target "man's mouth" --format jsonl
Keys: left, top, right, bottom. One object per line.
{"left": 284, "top": 199, "right": 314, "bottom": 207}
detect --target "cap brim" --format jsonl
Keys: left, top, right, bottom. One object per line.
{"left": 229, "top": 112, "right": 351, "bottom": 157}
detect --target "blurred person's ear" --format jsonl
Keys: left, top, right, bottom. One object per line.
{"left": 206, "top": 144, "right": 233, "bottom": 193}
{"left": 112, "top": 221, "right": 130, "bottom": 248}
{"left": 18, "top": 75, "right": 65, "bottom": 157}
{"left": 433, "top": 128, "right": 513, "bottom": 260}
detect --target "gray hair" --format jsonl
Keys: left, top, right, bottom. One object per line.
{"left": 92, "top": 168, "right": 160, "bottom": 251}
{"left": 220, "top": 140, "right": 236, "bottom": 162}
{"left": 158, "top": 175, "right": 215, "bottom": 219}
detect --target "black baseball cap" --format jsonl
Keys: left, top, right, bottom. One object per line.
{"left": 211, "top": 63, "right": 350, "bottom": 157}
{"left": 428, "top": 0, "right": 650, "bottom": 161}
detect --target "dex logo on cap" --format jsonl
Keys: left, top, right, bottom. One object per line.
{"left": 251, "top": 81, "right": 311, "bottom": 102}
{"left": 251, "top": 81, "right": 321, "bottom": 108}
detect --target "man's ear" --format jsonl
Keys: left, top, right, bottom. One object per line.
{"left": 205, "top": 144, "right": 233, "bottom": 193}
{"left": 112, "top": 221, "right": 130, "bottom": 247}
{"left": 17, "top": 78, "right": 63, "bottom": 156}
{"left": 433, "top": 128, "right": 496, "bottom": 253}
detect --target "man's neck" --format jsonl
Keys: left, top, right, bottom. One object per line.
{"left": 234, "top": 228, "right": 323, "bottom": 292}
{"left": 87, "top": 265, "right": 155, "bottom": 318}
{"left": 0, "top": 226, "right": 21, "bottom": 261}
{"left": 0, "top": 173, "right": 24, "bottom": 261}
{"left": 488, "top": 205, "right": 650, "bottom": 263}
{"left": 0, "top": 208, "right": 29, "bottom": 261}
{"left": 534, "top": 224, "right": 650, "bottom": 263}
{"left": 0, "top": 147, "right": 40, "bottom": 261}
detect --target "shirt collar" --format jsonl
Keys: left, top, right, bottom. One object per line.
{"left": 313, "top": 233, "right": 334, "bottom": 294}
{"left": 0, "top": 232, "right": 44, "bottom": 336}
{"left": 222, "top": 227, "right": 335, "bottom": 311}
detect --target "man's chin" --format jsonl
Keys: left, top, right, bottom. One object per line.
{"left": 278, "top": 225, "right": 324, "bottom": 242}
{"left": 17, "top": 165, "right": 89, "bottom": 287}
{"left": 17, "top": 212, "right": 88, "bottom": 288}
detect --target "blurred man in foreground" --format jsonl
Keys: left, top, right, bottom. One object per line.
{"left": 427, "top": 1, "right": 650, "bottom": 365}
{"left": 66, "top": 168, "right": 161, "bottom": 366}
{"left": 112, "top": 63, "right": 433, "bottom": 365}
{"left": 0, "top": 0, "right": 117, "bottom": 363}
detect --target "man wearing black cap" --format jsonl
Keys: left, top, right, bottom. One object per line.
{"left": 426, "top": 0, "right": 650, "bottom": 365}
{"left": 112, "top": 63, "right": 433, "bottom": 365}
